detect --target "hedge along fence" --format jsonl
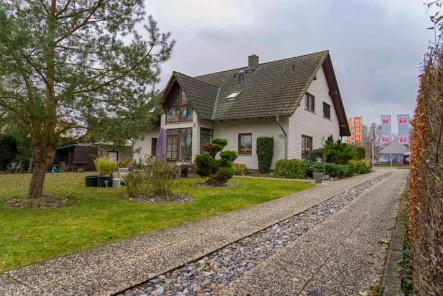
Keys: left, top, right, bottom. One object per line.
{"left": 408, "top": 43, "right": 443, "bottom": 295}
{"left": 256, "top": 136, "right": 274, "bottom": 174}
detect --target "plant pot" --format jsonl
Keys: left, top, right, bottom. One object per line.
{"left": 112, "top": 178, "right": 121, "bottom": 188}
{"left": 85, "top": 175, "right": 98, "bottom": 187}
{"left": 97, "top": 176, "right": 114, "bottom": 188}
{"left": 313, "top": 172, "right": 324, "bottom": 184}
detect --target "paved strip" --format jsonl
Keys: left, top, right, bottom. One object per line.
{"left": 225, "top": 170, "right": 407, "bottom": 296}
{"left": 2, "top": 170, "right": 390, "bottom": 296}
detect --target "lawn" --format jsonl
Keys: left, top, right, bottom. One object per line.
{"left": 0, "top": 173, "right": 314, "bottom": 272}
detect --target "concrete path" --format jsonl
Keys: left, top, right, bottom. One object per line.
{"left": 226, "top": 169, "right": 408, "bottom": 295}
{"left": 1, "top": 169, "right": 393, "bottom": 296}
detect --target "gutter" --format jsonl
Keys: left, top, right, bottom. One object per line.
{"left": 276, "top": 115, "right": 288, "bottom": 159}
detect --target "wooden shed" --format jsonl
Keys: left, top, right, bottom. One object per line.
{"left": 54, "top": 144, "right": 98, "bottom": 172}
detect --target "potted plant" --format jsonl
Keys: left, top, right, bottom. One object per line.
{"left": 94, "top": 157, "right": 117, "bottom": 188}
{"left": 313, "top": 168, "right": 324, "bottom": 184}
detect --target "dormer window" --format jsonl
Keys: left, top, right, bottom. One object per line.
{"left": 165, "top": 87, "right": 193, "bottom": 123}
{"left": 226, "top": 92, "right": 241, "bottom": 101}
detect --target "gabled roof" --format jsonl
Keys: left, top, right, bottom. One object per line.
{"left": 379, "top": 141, "right": 409, "bottom": 154}
{"left": 196, "top": 50, "right": 328, "bottom": 120}
{"left": 174, "top": 72, "right": 219, "bottom": 119}
{"left": 162, "top": 50, "right": 350, "bottom": 136}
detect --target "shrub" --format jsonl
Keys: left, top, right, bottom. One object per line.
{"left": 348, "top": 160, "right": 370, "bottom": 174}
{"left": 256, "top": 137, "right": 274, "bottom": 174}
{"left": 232, "top": 163, "right": 248, "bottom": 175}
{"left": 220, "top": 150, "right": 238, "bottom": 162}
{"left": 211, "top": 138, "right": 228, "bottom": 148}
{"left": 195, "top": 154, "right": 218, "bottom": 177}
{"left": 118, "top": 157, "right": 133, "bottom": 168}
{"left": 274, "top": 159, "right": 307, "bottom": 179}
{"left": 356, "top": 147, "right": 366, "bottom": 160}
{"left": 210, "top": 167, "right": 234, "bottom": 184}
{"left": 195, "top": 138, "right": 235, "bottom": 185}
{"left": 124, "top": 157, "right": 176, "bottom": 199}
{"left": 94, "top": 157, "right": 117, "bottom": 176}
{"left": 125, "top": 170, "right": 151, "bottom": 197}
{"left": 202, "top": 143, "right": 219, "bottom": 158}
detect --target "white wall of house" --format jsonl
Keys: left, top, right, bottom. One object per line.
{"left": 98, "top": 145, "right": 133, "bottom": 162}
{"left": 133, "top": 128, "right": 160, "bottom": 160}
{"left": 212, "top": 117, "right": 288, "bottom": 170}
{"left": 288, "top": 65, "right": 340, "bottom": 159}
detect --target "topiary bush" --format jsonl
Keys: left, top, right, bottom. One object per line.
{"left": 195, "top": 138, "right": 237, "bottom": 185}
{"left": 208, "top": 167, "right": 234, "bottom": 184}
{"left": 256, "top": 136, "right": 274, "bottom": 174}
{"left": 232, "top": 163, "right": 248, "bottom": 175}
{"left": 219, "top": 150, "right": 238, "bottom": 167}
{"left": 195, "top": 154, "right": 218, "bottom": 177}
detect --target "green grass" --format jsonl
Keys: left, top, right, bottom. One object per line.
{"left": 0, "top": 173, "right": 314, "bottom": 272}
{"left": 374, "top": 164, "right": 410, "bottom": 169}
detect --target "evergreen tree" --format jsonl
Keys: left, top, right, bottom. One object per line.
{"left": 0, "top": 0, "right": 175, "bottom": 198}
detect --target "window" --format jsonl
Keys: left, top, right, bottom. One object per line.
{"left": 151, "top": 138, "right": 157, "bottom": 155}
{"left": 165, "top": 87, "right": 193, "bottom": 122}
{"left": 238, "top": 133, "right": 252, "bottom": 155}
{"left": 200, "top": 128, "right": 213, "bottom": 153}
{"left": 305, "top": 93, "right": 315, "bottom": 112}
{"left": 166, "top": 128, "right": 192, "bottom": 161}
{"left": 323, "top": 102, "right": 331, "bottom": 119}
{"left": 302, "top": 135, "right": 313, "bottom": 159}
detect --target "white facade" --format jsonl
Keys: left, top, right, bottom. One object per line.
{"left": 133, "top": 128, "right": 160, "bottom": 160}
{"left": 133, "top": 66, "right": 342, "bottom": 170}
{"left": 213, "top": 118, "right": 288, "bottom": 169}
{"left": 288, "top": 66, "right": 340, "bottom": 159}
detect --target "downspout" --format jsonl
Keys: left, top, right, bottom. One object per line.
{"left": 276, "top": 115, "right": 288, "bottom": 159}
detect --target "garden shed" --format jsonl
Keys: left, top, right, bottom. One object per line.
{"left": 54, "top": 144, "right": 97, "bottom": 171}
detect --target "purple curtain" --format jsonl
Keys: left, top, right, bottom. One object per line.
{"left": 155, "top": 127, "right": 167, "bottom": 160}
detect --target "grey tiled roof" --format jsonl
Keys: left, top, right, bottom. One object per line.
{"left": 165, "top": 50, "right": 350, "bottom": 136}
{"left": 174, "top": 72, "right": 219, "bottom": 120}
{"left": 193, "top": 50, "right": 328, "bottom": 120}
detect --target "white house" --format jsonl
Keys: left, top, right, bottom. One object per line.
{"left": 133, "top": 50, "right": 350, "bottom": 171}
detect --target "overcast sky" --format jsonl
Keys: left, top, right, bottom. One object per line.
{"left": 145, "top": 0, "right": 433, "bottom": 132}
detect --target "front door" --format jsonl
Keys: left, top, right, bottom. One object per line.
{"left": 108, "top": 151, "right": 118, "bottom": 162}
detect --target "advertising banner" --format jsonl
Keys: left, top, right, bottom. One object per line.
{"left": 381, "top": 115, "right": 391, "bottom": 144}
{"left": 397, "top": 114, "right": 409, "bottom": 144}
{"left": 353, "top": 117, "right": 362, "bottom": 143}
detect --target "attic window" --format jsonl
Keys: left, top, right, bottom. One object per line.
{"left": 226, "top": 92, "right": 241, "bottom": 100}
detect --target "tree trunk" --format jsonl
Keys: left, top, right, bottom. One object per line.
{"left": 27, "top": 148, "right": 56, "bottom": 199}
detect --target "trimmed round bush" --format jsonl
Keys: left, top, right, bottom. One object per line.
{"left": 211, "top": 167, "right": 234, "bottom": 183}
{"left": 211, "top": 138, "right": 228, "bottom": 148}
{"left": 195, "top": 154, "right": 218, "bottom": 177}
{"left": 232, "top": 163, "right": 248, "bottom": 175}
{"left": 220, "top": 150, "right": 238, "bottom": 162}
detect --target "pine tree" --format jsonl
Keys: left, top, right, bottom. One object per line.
{"left": 0, "top": 0, "right": 175, "bottom": 198}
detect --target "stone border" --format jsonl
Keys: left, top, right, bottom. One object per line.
{"left": 380, "top": 190, "right": 408, "bottom": 295}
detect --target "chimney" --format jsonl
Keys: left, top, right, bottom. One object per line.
{"left": 248, "top": 54, "right": 259, "bottom": 70}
